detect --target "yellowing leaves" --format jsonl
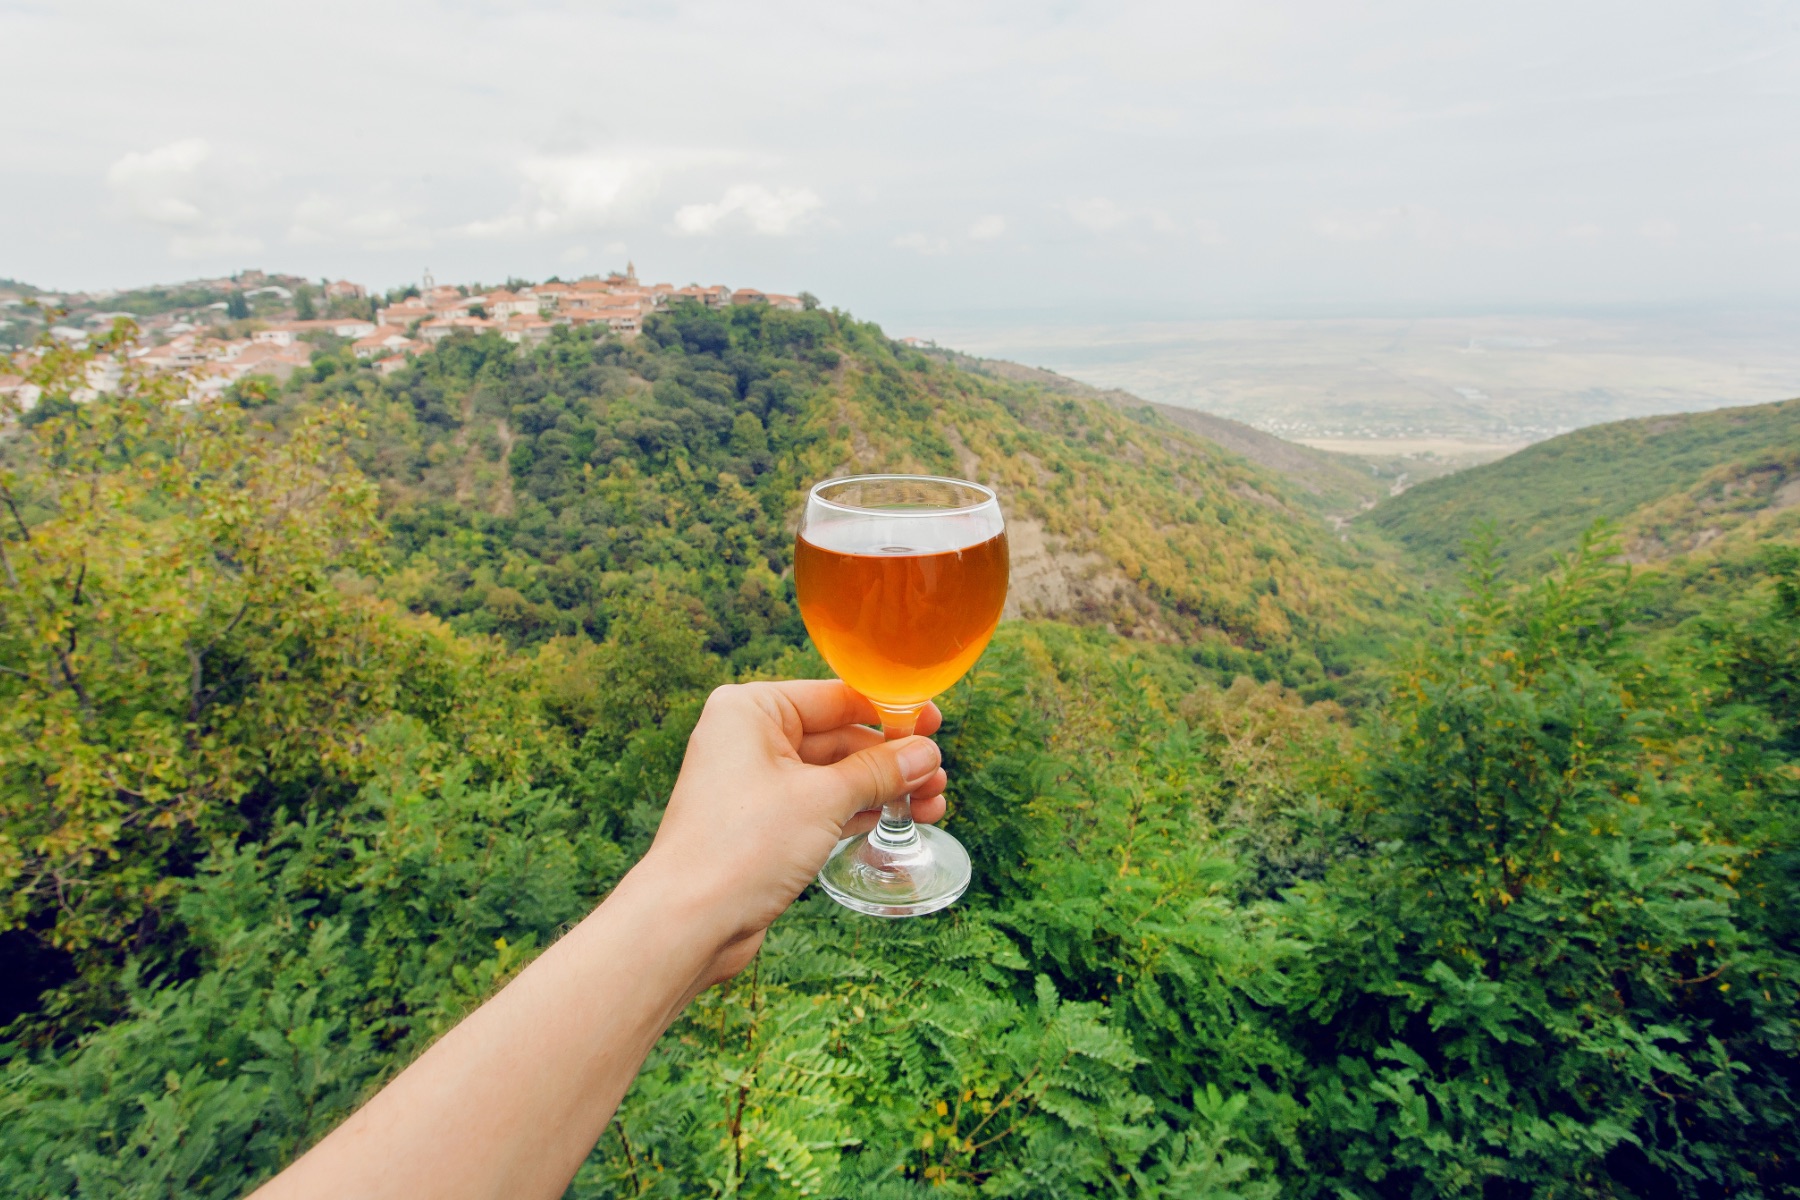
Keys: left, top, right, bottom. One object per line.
{"left": 1, "top": 347, "right": 556, "bottom": 952}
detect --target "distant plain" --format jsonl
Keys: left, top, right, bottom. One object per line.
{"left": 917, "top": 310, "right": 1800, "bottom": 478}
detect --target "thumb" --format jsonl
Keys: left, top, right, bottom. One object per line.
{"left": 818, "top": 736, "right": 941, "bottom": 824}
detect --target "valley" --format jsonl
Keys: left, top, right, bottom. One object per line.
{"left": 4, "top": 291, "right": 1797, "bottom": 1199}
{"left": 915, "top": 310, "right": 1800, "bottom": 487}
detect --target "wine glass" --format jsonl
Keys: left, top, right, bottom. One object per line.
{"left": 795, "top": 474, "right": 1009, "bottom": 917}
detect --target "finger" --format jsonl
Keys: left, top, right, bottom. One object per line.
{"left": 816, "top": 736, "right": 941, "bottom": 825}
{"left": 761, "top": 679, "right": 881, "bottom": 734}
{"left": 841, "top": 791, "right": 948, "bottom": 838}
{"left": 797, "top": 724, "right": 884, "bottom": 766}
{"left": 761, "top": 680, "right": 943, "bottom": 737}
{"left": 795, "top": 701, "right": 945, "bottom": 764}
{"left": 910, "top": 767, "right": 948, "bottom": 803}
{"left": 822, "top": 767, "right": 946, "bottom": 834}
{"left": 912, "top": 793, "right": 947, "bottom": 824}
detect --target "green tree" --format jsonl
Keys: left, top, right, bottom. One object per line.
{"left": 1283, "top": 533, "right": 1799, "bottom": 1196}
{"left": 0, "top": 338, "right": 553, "bottom": 973}
{"left": 539, "top": 590, "right": 719, "bottom": 754}
{"left": 0, "top": 348, "right": 370, "bottom": 952}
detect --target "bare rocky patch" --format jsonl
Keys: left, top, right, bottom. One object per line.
{"left": 493, "top": 419, "right": 517, "bottom": 517}
{"left": 1003, "top": 517, "right": 1171, "bottom": 639}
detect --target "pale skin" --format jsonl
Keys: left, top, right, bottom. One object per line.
{"left": 252, "top": 680, "right": 949, "bottom": 1200}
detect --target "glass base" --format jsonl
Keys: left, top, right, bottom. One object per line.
{"left": 817, "top": 822, "right": 971, "bottom": 918}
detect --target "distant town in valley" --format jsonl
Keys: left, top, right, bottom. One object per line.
{"left": 920, "top": 311, "right": 1800, "bottom": 482}
{"left": 0, "top": 267, "right": 809, "bottom": 410}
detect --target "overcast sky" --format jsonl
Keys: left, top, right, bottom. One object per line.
{"left": 4, "top": 0, "right": 1798, "bottom": 328}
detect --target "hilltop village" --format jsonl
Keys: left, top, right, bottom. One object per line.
{"left": 0, "top": 266, "right": 806, "bottom": 408}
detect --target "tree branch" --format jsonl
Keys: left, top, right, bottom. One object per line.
{"left": 55, "top": 645, "right": 92, "bottom": 713}
{"left": 1672, "top": 962, "right": 1730, "bottom": 987}
{"left": 0, "top": 485, "right": 45, "bottom": 566}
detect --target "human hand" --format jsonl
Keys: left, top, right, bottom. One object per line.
{"left": 634, "top": 681, "right": 947, "bottom": 989}
{"left": 252, "top": 679, "right": 946, "bottom": 1200}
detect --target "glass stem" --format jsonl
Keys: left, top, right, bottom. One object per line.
{"left": 872, "top": 705, "right": 924, "bottom": 849}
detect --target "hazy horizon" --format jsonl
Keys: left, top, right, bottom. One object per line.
{"left": 912, "top": 307, "right": 1800, "bottom": 443}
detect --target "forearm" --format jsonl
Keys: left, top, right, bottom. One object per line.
{"left": 250, "top": 680, "right": 941, "bottom": 1199}
{"left": 254, "top": 858, "right": 722, "bottom": 1200}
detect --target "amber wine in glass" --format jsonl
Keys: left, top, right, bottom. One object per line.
{"left": 795, "top": 474, "right": 1008, "bottom": 917}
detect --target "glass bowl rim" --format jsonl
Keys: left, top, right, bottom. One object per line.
{"left": 807, "top": 473, "right": 999, "bottom": 517}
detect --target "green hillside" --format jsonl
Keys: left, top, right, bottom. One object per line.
{"left": 1620, "top": 440, "right": 1800, "bottom": 561}
{"left": 314, "top": 306, "right": 1412, "bottom": 690}
{"left": 925, "top": 347, "right": 1390, "bottom": 518}
{"left": 1368, "top": 396, "right": 1800, "bottom": 577}
{"left": 5, "top": 307, "right": 1798, "bottom": 1198}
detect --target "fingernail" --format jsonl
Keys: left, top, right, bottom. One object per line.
{"left": 896, "top": 738, "right": 939, "bottom": 783}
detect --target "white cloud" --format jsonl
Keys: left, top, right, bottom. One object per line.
{"left": 517, "top": 153, "right": 659, "bottom": 230}
{"left": 1312, "top": 207, "right": 1407, "bottom": 242}
{"left": 1638, "top": 218, "right": 1679, "bottom": 242}
{"left": 1735, "top": 223, "right": 1800, "bottom": 244}
{"left": 1098, "top": 105, "right": 1183, "bottom": 131}
{"left": 1065, "top": 197, "right": 1131, "bottom": 232}
{"left": 105, "top": 138, "right": 211, "bottom": 227}
{"left": 673, "top": 184, "right": 822, "bottom": 236}
{"left": 288, "top": 194, "right": 428, "bottom": 250}
{"left": 1066, "top": 199, "right": 1219, "bottom": 241}
{"left": 968, "top": 214, "right": 1007, "bottom": 240}
{"left": 893, "top": 232, "right": 950, "bottom": 255}
{"left": 105, "top": 137, "right": 262, "bottom": 260}
{"left": 8, "top": 2, "right": 1793, "bottom": 308}
{"left": 168, "top": 230, "right": 264, "bottom": 259}
{"left": 463, "top": 149, "right": 732, "bottom": 238}
{"left": 1312, "top": 206, "right": 1532, "bottom": 249}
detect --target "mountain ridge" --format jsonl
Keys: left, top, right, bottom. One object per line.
{"left": 1366, "top": 395, "right": 1800, "bottom": 579}
{"left": 920, "top": 346, "right": 1389, "bottom": 517}
{"left": 297, "top": 306, "right": 1415, "bottom": 692}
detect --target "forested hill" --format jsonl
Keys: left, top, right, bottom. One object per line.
{"left": 298, "top": 304, "right": 1411, "bottom": 689}
{"left": 5, "top": 300, "right": 1799, "bottom": 1197}
{"left": 1368, "top": 395, "right": 1800, "bottom": 579}
{"left": 922, "top": 347, "right": 1388, "bottom": 517}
